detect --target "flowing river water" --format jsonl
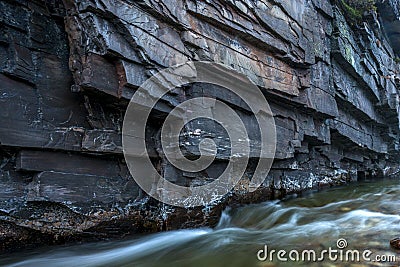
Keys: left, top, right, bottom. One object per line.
{"left": 2, "top": 178, "right": 400, "bottom": 267}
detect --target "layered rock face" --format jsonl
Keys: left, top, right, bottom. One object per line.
{"left": 1, "top": 0, "right": 400, "bottom": 250}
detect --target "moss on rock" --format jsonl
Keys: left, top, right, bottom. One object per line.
{"left": 340, "top": 0, "right": 377, "bottom": 25}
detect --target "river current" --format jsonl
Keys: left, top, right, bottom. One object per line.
{"left": 2, "top": 179, "right": 400, "bottom": 267}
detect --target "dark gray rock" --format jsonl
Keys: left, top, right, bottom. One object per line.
{"left": 0, "top": 0, "right": 400, "bottom": 251}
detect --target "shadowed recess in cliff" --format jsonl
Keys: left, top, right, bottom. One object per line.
{"left": 0, "top": 0, "right": 399, "bottom": 250}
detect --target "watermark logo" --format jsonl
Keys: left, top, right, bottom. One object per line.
{"left": 122, "top": 61, "right": 276, "bottom": 207}
{"left": 336, "top": 238, "right": 348, "bottom": 249}
{"left": 257, "top": 238, "right": 397, "bottom": 263}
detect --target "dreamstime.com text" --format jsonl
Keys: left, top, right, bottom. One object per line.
{"left": 257, "top": 239, "right": 399, "bottom": 264}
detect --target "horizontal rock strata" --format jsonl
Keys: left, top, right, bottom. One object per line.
{"left": 1, "top": 0, "right": 400, "bottom": 250}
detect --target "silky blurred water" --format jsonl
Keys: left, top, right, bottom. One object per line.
{"left": 2, "top": 179, "right": 400, "bottom": 267}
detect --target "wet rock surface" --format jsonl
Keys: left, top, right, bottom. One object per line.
{"left": 390, "top": 237, "right": 400, "bottom": 250}
{"left": 1, "top": 0, "right": 400, "bottom": 250}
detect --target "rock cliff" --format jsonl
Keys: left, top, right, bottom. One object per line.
{"left": 1, "top": 0, "right": 400, "bottom": 250}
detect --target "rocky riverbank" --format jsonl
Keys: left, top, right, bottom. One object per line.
{"left": 1, "top": 0, "right": 400, "bottom": 251}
